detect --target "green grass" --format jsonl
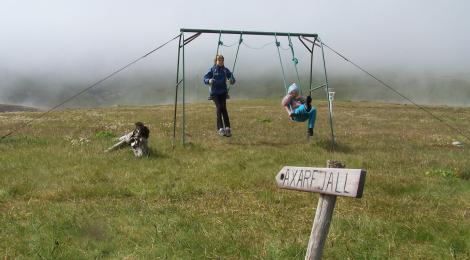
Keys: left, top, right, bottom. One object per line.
{"left": 1, "top": 98, "right": 469, "bottom": 259}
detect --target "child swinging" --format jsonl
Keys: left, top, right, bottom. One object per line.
{"left": 281, "top": 83, "right": 317, "bottom": 137}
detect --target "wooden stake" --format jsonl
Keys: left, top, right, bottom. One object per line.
{"left": 305, "top": 160, "right": 345, "bottom": 260}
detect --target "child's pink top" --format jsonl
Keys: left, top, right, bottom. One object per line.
{"left": 281, "top": 95, "right": 302, "bottom": 109}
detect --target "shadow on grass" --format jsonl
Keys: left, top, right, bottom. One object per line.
{"left": 315, "top": 138, "right": 353, "bottom": 153}
{"left": 182, "top": 141, "right": 206, "bottom": 151}
{"left": 227, "top": 139, "right": 294, "bottom": 148}
{"left": 147, "top": 147, "right": 168, "bottom": 159}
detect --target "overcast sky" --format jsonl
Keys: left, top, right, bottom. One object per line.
{"left": 1, "top": 0, "right": 469, "bottom": 73}
{"left": 1, "top": 0, "right": 470, "bottom": 107}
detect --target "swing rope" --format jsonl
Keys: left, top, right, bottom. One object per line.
{"left": 227, "top": 33, "right": 243, "bottom": 93}
{"left": 274, "top": 33, "right": 288, "bottom": 93}
{"left": 231, "top": 33, "right": 243, "bottom": 75}
{"left": 220, "top": 39, "right": 241, "bottom": 47}
{"left": 215, "top": 30, "right": 222, "bottom": 57}
{"left": 288, "top": 34, "right": 302, "bottom": 96}
{"left": 242, "top": 41, "right": 275, "bottom": 50}
{"left": 209, "top": 31, "right": 242, "bottom": 99}
{"left": 208, "top": 31, "right": 223, "bottom": 99}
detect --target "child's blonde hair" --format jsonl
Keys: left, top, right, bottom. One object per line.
{"left": 214, "top": 54, "right": 224, "bottom": 65}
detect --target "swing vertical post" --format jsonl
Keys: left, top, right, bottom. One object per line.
{"left": 173, "top": 34, "right": 182, "bottom": 149}
{"left": 320, "top": 39, "right": 336, "bottom": 146}
{"left": 309, "top": 39, "right": 316, "bottom": 93}
{"left": 182, "top": 32, "right": 186, "bottom": 145}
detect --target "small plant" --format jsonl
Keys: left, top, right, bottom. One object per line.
{"left": 257, "top": 117, "right": 272, "bottom": 123}
{"left": 425, "top": 169, "right": 455, "bottom": 178}
{"left": 95, "top": 131, "right": 116, "bottom": 138}
{"left": 71, "top": 137, "right": 90, "bottom": 146}
{"left": 425, "top": 168, "right": 470, "bottom": 180}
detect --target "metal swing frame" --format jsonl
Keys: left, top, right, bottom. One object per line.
{"left": 173, "top": 28, "right": 335, "bottom": 147}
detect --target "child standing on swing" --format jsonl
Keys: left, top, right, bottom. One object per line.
{"left": 203, "top": 54, "right": 236, "bottom": 137}
{"left": 282, "top": 83, "right": 316, "bottom": 137}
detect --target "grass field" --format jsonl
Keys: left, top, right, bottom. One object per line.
{"left": 1, "top": 98, "right": 469, "bottom": 259}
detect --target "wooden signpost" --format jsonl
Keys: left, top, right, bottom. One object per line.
{"left": 275, "top": 161, "right": 366, "bottom": 260}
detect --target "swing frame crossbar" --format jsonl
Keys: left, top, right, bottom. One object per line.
{"left": 180, "top": 28, "right": 318, "bottom": 38}
{"left": 173, "top": 28, "right": 335, "bottom": 148}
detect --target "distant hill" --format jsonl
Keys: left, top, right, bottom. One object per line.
{"left": 0, "top": 104, "right": 38, "bottom": 112}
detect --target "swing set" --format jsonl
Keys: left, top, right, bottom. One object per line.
{"left": 172, "top": 28, "right": 335, "bottom": 146}
{"left": 2, "top": 28, "right": 468, "bottom": 146}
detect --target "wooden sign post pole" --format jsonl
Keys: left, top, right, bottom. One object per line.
{"left": 305, "top": 160, "right": 344, "bottom": 260}
{"left": 275, "top": 161, "right": 366, "bottom": 260}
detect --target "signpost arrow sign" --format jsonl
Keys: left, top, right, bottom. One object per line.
{"left": 275, "top": 166, "right": 366, "bottom": 198}
{"left": 276, "top": 162, "right": 367, "bottom": 260}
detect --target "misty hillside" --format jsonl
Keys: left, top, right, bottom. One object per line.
{"left": 1, "top": 71, "right": 470, "bottom": 109}
{"left": 0, "top": 104, "right": 38, "bottom": 112}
